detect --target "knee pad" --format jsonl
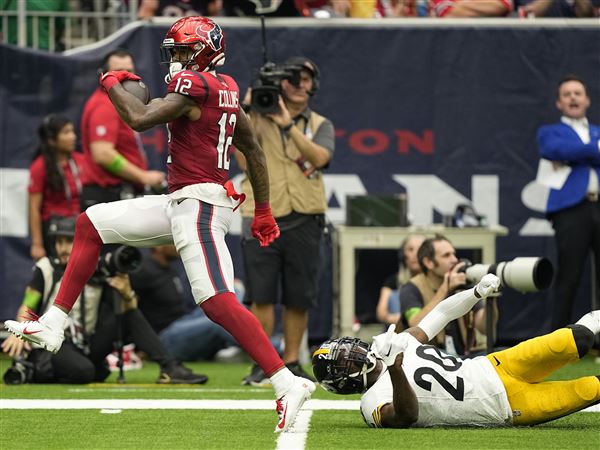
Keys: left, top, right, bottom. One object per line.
{"left": 574, "top": 376, "right": 600, "bottom": 402}
{"left": 539, "top": 328, "right": 578, "bottom": 356}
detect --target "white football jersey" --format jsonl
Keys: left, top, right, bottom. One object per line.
{"left": 361, "top": 335, "right": 512, "bottom": 428}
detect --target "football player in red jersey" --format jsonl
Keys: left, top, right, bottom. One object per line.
{"left": 5, "top": 16, "right": 315, "bottom": 433}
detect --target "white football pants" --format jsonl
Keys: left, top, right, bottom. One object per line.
{"left": 85, "top": 195, "right": 235, "bottom": 303}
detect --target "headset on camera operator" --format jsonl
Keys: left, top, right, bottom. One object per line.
{"left": 234, "top": 56, "right": 335, "bottom": 385}
{"left": 398, "top": 235, "right": 498, "bottom": 356}
{"left": 2, "top": 217, "right": 207, "bottom": 385}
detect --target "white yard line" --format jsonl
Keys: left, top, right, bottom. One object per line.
{"left": 276, "top": 410, "right": 313, "bottom": 450}
{"left": 0, "top": 399, "right": 360, "bottom": 410}
{"left": 1, "top": 399, "right": 598, "bottom": 413}
{"left": 67, "top": 387, "right": 271, "bottom": 394}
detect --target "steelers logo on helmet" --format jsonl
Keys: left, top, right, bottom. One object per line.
{"left": 312, "top": 337, "right": 377, "bottom": 395}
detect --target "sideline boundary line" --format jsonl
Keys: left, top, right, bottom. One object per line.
{"left": 0, "top": 399, "right": 359, "bottom": 410}
{"left": 1, "top": 399, "right": 598, "bottom": 413}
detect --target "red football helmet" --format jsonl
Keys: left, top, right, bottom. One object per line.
{"left": 161, "top": 16, "right": 225, "bottom": 78}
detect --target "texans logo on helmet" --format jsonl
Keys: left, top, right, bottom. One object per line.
{"left": 196, "top": 22, "right": 223, "bottom": 52}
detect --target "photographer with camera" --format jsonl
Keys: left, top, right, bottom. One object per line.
{"left": 235, "top": 56, "right": 334, "bottom": 385}
{"left": 2, "top": 217, "right": 207, "bottom": 385}
{"left": 398, "top": 235, "right": 498, "bottom": 356}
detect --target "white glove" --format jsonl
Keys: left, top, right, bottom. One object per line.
{"left": 475, "top": 274, "right": 501, "bottom": 298}
{"left": 372, "top": 325, "right": 412, "bottom": 366}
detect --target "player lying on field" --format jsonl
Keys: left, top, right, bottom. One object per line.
{"left": 312, "top": 274, "right": 600, "bottom": 428}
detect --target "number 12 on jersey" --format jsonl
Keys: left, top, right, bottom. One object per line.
{"left": 217, "top": 112, "right": 236, "bottom": 170}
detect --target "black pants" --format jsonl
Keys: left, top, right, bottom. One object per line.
{"left": 80, "top": 183, "right": 138, "bottom": 211}
{"left": 49, "top": 305, "right": 175, "bottom": 384}
{"left": 549, "top": 199, "right": 600, "bottom": 329}
{"left": 241, "top": 213, "right": 324, "bottom": 309}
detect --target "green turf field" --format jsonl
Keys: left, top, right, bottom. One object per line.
{"left": 1, "top": 355, "right": 598, "bottom": 449}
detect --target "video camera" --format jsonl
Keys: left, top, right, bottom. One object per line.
{"left": 95, "top": 245, "right": 142, "bottom": 280}
{"left": 459, "top": 257, "right": 553, "bottom": 293}
{"left": 251, "top": 62, "right": 304, "bottom": 114}
{"left": 3, "top": 356, "right": 34, "bottom": 385}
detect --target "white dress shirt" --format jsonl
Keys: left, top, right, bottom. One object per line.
{"left": 561, "top": 116, "right": 598, "bottom": 194}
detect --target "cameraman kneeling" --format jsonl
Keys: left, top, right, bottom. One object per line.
{"left": 2, "top": 217, "right": 207, "bottom": 385}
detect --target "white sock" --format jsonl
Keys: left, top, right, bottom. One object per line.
{"left": 41, "top": 306, "right": 69, "bottom": 330}
{"left": 575, "top": 310, "right": 600, "bottom": 335}
{"left": 270, "top": 367, "right": 296, "bottom": 398}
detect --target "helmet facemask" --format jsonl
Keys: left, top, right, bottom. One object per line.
{"left": 312, "top": 338, "right": 378, "bottom": 395}
{"left": 161, "top": 41, "right": 203, "bottom": 82}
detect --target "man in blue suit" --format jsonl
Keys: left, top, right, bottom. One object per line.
{"left": 537, "top": 75, "right": 600, "bottom": 329}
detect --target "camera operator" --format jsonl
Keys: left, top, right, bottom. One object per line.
{"left": 2, "top": 217, "right": 207, "bottom": 385}
{"left": 235, "top": 57, "right": 335, "bottom": 385}
{"left": 398, "top": 235, "right": 498, "bottom": 356}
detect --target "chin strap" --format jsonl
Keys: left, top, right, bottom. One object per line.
{"left": 348, "top": 351, "right": 379, "bottom": 393}
{"left": 165, "top": 62, "right": 184, "bottom": 84}
{"left": 165, "top": 61, "right": 216, "bottom": 84}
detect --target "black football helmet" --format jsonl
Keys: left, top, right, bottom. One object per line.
{"left": 311, "top": 337, "right": 376, "bottom": 395}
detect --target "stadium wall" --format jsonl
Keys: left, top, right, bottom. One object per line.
{"left": 1, "top": 19, "right": 599, "bottom": 345}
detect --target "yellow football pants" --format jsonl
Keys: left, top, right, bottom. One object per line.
{"left": 487, "top": 328, "right": 600, "bottom": 425}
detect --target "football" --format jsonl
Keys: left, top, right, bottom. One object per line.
{"left": 122, "top": 79, "right": 150, "bottom": 104}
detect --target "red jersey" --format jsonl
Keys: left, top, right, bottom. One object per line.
{"left": 166, "top": 70, "right": 240, "bottom": 192}
{"left": 80, "top": 88, "right": 147, "bottom": 187}
{"left": 28, "top": 153, "right": 86, "bottom": 221}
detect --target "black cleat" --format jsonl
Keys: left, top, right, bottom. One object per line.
{"left": 157, "top": 363, "right": 208, "bottom": 384}
{"left": 285, "top": 361, "right": 316, "bottom": 382}
{"left": 242, "top": 363, "right": 270, "bottom": 387}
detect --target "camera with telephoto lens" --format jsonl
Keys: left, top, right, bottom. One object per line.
{"left": 251, "top": 62, "right": 304, "bottom": 114}
{"left": 95, "top": 245, "right": 143, "bottom": 279}
{"left": 3, "top": 356, "right": 35, "bottom": 385}
{"left": 459, "top": 257, "right": 553, "bottom": 293}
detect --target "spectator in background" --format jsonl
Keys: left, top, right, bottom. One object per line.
{"left": 130, "top": 245, "right": 245, "bottom": 361}
{"left": 376, "top": 234, "right": 425, "bottom": 327}
{"left": 296, "top": 0, "right": 400, "bottom": 17}
{"left": 138, "top": 0, "right": 223, "bottom": 18}
{"left": 537, "top": 75, "right": 600, "bottom": 330}
{"left": 515, "top": 0, "right": 598, "bottom": 17}
{"left": 2, "top": 218, "right": 207, "bottom": 385}
{"left": 431, "top": 0, "right": 512, "bottom": 17}
{"left": 224, "top": 0, "right": 301, "bottom": 16}
{"left": 28, "top": 114, "right": 84, "bottom": 261}
{"left": 384, "top": 0, "right": 429, "bottom": 17}
{"left": 235, "top": 56, "right": 334, "bottom": 386}
{"left": 80, "top": 49, "right": 165, "bottom": 209}
{"left": 129, "top": 245, "right": 190, "bottom": 334}
{"left": 0, "top": 0, "right": 69, "bottom": 51}
{"left": 399, "top": 235, "right": 498, "bottom": 356}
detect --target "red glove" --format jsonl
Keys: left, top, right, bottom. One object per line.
{"left": 99, "top": 70, "right": 141, "bottom": 92}
{"left": 251, "top": 203, "right": 280, "bottom": 247}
